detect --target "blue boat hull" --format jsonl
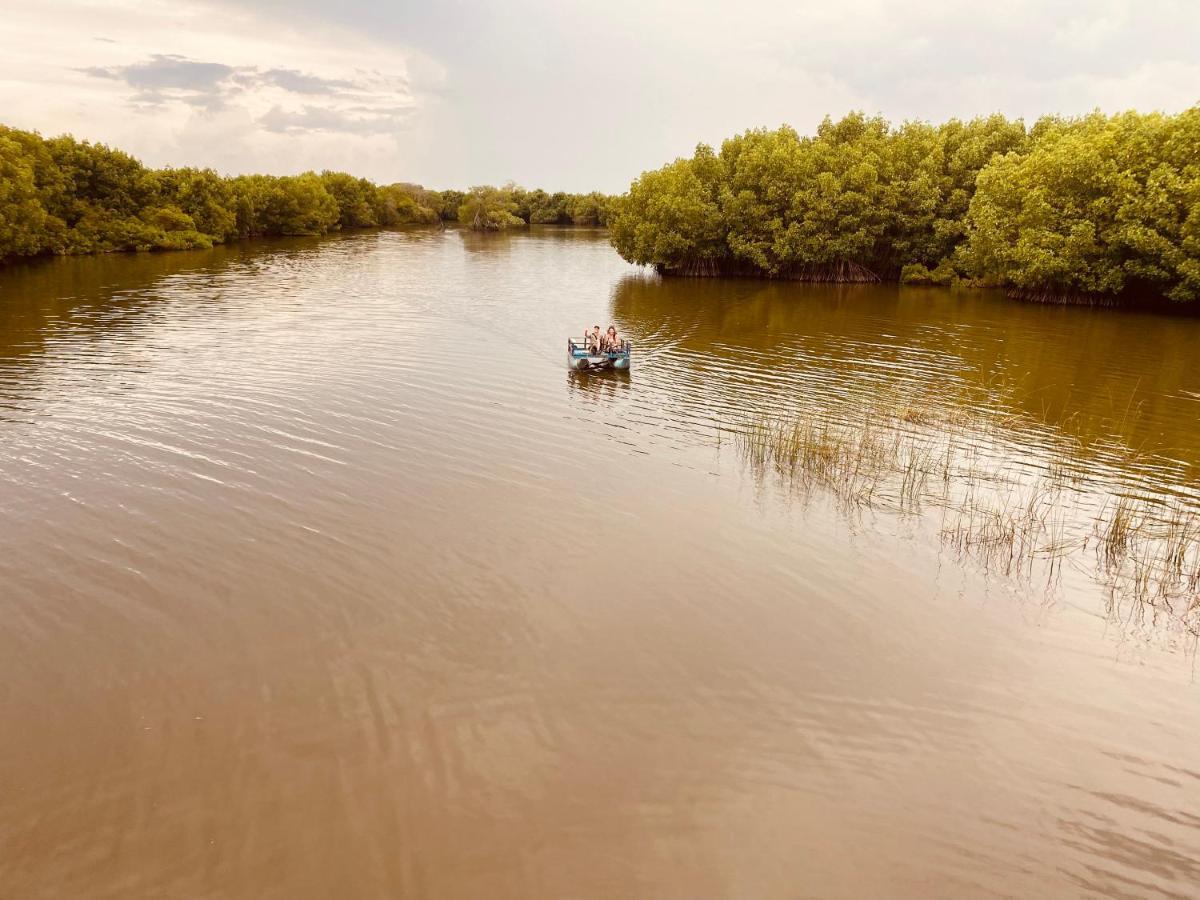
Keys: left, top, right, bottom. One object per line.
{"left": 568, "top": 338, "right": 631, "bottom": 372}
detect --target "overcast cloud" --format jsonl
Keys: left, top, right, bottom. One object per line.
{"left": 1, "top": 0, "right": 1197, "bottom": 191}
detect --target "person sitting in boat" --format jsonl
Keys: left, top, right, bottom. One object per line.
{"left": 586, "top": 324, "right": 603, "bottom": 353}
{"left": 604, "top": 325, "right": 624, "bottom": 352}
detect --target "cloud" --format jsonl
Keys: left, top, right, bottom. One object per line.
{"left": 71, "top": 48, "right": 419, "bottom": 152}
{"left": 81, "top": 54, "right": 237, "bottom": 110}
{"left": 0, "top": 0, "right": 433, "bottom": 182}
{"left": 258, "top": 68, "right": 363, "bottom": 95}
{"left": 78, "top": 53, "right": 410, "bottom": 121}
{"left": 105, "top": 54, "right": 235, "bottom": 92}
{"left": 259, "top": 103, "right": 412, "bottom": 135}
{"left": 182, "top": 0, "right": 1200, "bottom": 191}
{"left": 3, "top": 0, "right": 1197, "bottom": 191}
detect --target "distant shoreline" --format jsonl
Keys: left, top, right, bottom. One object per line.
{"left": 0, "top": 220, "right": 611, "bottom": 269}
{"left": 0, "top": 122, "right": 613, "bottom": 271}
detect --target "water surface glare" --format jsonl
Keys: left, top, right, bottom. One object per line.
{"left": 1, "top": 229, "right": 1199, "bottom": 899}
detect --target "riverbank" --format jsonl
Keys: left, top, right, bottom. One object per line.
{"left": 649, "top": 263, "right": 1200, "bottom": 314}
{"left": 650, "top": 262, "right": 1200, "bottom": 314}
{"left": 0, "top": 123, "right": 612, "bottom": 269}
{"left": 610, "top": 108, "right": 1200, "bottom": 308}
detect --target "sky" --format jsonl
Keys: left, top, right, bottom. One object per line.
{"left": 1, "top": 0, "right": 1198, "bottom": 192}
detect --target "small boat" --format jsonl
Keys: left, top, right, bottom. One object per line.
{"left": 567, "top": 336, "right": 631, "bottom": 372}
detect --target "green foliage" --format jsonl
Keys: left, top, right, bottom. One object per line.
{"left": 0, "top": 124, "right": 610, "bottom": 266}
{"left": 319, "top": 171, "right": 378, "bottom": 229}
{"left": 259, "top": 173, "right": 340, "bottom": 236}
{"left": 457, "top": 185, "right": 524, "bottom": 230}
{"left": 611, "top": 107, "right": 1200, "bottom": 303}
{"left": 374, "top": 183, "right": 440, "bottom": 226}
{"left": 434, "top": 189, "right": 465, "bottom": 221}
{"left": 0, "top": 131, "right": 53, "bottom": 258}
{"left": 900, "top": 260, "right": 957, "bottom": 286}
{"left": 609, "top": 151, "right": 725, "bottom": 267}
{"left": 530, "top": 190, "right": 570, "bottom": 224}
{"left": 567, "top": 191, "right": 612, "bottom": 225}
{"left": 153, "top": 168, "right": 238, "bottom": 241}
{"left": 610, "top": 113, "right": 1030, "bottom": 280}
{"left": 961, "top": 109, "right": 1200, "bottom": 303}
{"left": 462, "top": 185, "right": 615, "bottom": 229}
{"left": 511, "top": 187, "right": 608, "bottom": 225}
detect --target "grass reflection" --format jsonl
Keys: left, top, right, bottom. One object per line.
{"left": 734, "top": 394, "right": 1200, "bottom": 639}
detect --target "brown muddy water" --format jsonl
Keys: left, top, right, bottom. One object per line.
{"left": 1, "top": 227, "right": 1199, "bottom": 899}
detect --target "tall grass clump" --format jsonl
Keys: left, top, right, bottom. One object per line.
{"left": 734, "top": 398, "right": 1200, "bottom": 638}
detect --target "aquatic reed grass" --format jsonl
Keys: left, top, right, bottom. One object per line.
{"left": 734, "top": 399, "right": 1200, "bottom": 638}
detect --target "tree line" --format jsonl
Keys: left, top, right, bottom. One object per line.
{"left": 608, "top": 108, "right": 1200, "bottom": 305}
{"left": 453, "top": 184, "right": 612, "bottom": 230}
{"left": 0, "top": 124, "right": 613, "bottom": 264}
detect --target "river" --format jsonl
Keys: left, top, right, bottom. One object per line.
{"left": 1, "top": 228, "right": 1198, "bottom": 898}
